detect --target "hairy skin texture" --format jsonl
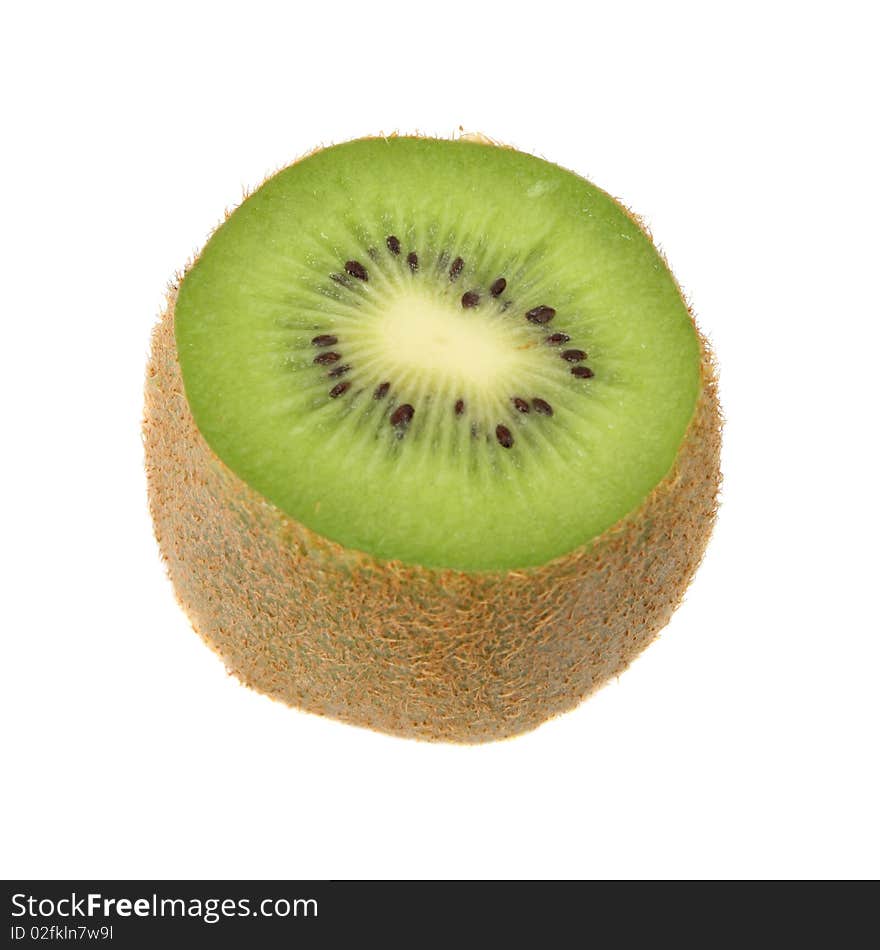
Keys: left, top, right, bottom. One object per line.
{"left": 144, "top": 295, "right": 721, "bottom": 743}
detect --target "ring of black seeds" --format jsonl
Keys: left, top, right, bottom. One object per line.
{"left": 315, "top": 249, "right": 595, "bottom": 447}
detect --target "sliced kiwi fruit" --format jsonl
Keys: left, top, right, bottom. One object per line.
{"left": 144, "top": 135, "right": 721, "bottom": 742}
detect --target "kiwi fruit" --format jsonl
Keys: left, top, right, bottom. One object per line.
{"left": 144, "top": 134, "right": 721, "bottom": 743}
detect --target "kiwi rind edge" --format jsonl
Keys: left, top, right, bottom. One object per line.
{"left": 144, "top": 135, "right": 722, "bottom": 743}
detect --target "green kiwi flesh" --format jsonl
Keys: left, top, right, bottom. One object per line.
{"left": 174, "top": 137, "right": 702, "bottom": 571}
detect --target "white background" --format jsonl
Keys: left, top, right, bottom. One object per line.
{"left": 2, "top": 1, "right": 877, "bottom": 880}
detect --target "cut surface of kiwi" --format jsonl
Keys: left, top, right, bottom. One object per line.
{"left": 175, "top": 137, "right": 701, "bottom": 571}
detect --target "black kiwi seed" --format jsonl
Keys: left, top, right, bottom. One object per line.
{"left": 461, "top": 291, "right": 480, "bottom": 309}
{"left": 387, "top": 235, "right": 401, "bottom": 254}
{"left": 345, "top": 260, "right": 368, "bottom": 281}
{"left": 407, "top": 252, "right": 419, "bottom": 271}
{"left": 546, "top": 332, "right": 570, "bottom": 345}
{"left": 374, "top": 381, "right": 391, "bottom": 399}
{"left": 329, "top": 381, "right": 350, "bottom": 398}
{"left": 532, "top": 398, "right": 553, "bottom": 416}
{"left": 512, "top": 397, "right": 530, "bottom": 413}
{"left": 526, "top": 305, "right": 556, "bottom": 325}
{"left": 571, "top": 366, "right": 595, "bottom": 378}
{"left": 454, "top": 399, "right": 465, "bottom": 416}
{"left": 449, "top": 257, "right": 465, "bottom": 281}
{"left": 390, "top": 403, "right": 415, "bottom": 428}
{"left": 328, "top": 364, "right": 351, "bottom": 378}
{"left": 496, "top": 424, "right": 514, "bottom": 448}
{"left": 311, "top": 334, "right": 338, "bottom": 347}
{"left": 490, "top": 277, "right": 507, "bottom": 297}
{"left": 314, "top": 351, "right": 341, "bottom": 365}
{"left": 561, "top": 348, "right": 587, "bottom": 363}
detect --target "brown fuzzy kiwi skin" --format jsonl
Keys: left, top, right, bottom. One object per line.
{"left": 143, "top": 140, "right": 722, "bottom": 744}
